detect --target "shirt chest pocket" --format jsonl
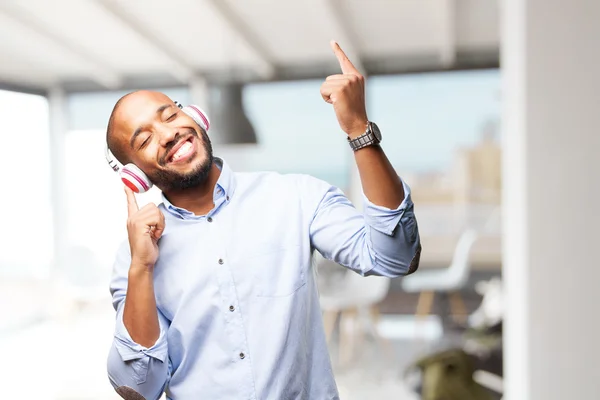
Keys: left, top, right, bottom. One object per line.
{"left": 241, "top": 246, "right": 306, "bottom": 297}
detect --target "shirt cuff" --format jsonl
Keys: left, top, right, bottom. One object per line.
{"left": 363, "top": 178, "right": 414, "bottom": 236}
{"left": 114, "top": 307, "right": 168, "bottom": 364}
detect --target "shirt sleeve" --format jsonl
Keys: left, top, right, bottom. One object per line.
{"left": 107, "top": 241, "right": 171, "bottom": 400}
{"left": 301, "top": 175, "right": 422, "bottom": 277}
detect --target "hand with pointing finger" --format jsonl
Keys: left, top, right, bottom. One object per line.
{"left": 125, "top": 186, "right": 165, "bottom": 270}
{"left": 320, "top": 40, "right": 369, "bottom": 138}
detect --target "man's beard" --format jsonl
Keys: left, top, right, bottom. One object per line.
{"left": 147, "top": 128, "right": 214, "bottom": 192}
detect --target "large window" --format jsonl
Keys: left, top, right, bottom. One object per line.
{"left": 240, "top": 69, "right": 502, "bottom": 267}
{"left": 0, "top": 90, "right": 52, "bottom": 278}
{"left": 369, "top": 69, "right": 502, "bottom": 266}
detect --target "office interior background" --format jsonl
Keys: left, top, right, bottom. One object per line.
{"left": 0, "top": 1, "right": 597, "bottom": 399}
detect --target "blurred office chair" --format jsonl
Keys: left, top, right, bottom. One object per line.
{"left": 401, "top": 229, "right": 479, "bottom": 324}
{"left": 317, "top": 253, "right": 392, "bottom": 366}
{"left": 468, "top": 276, "right": 503, "bottom": 331}
{"left": 404, "top": 348, "right": 498, "bottom": 400}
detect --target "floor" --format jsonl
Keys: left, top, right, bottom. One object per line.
{"left": 2, "top": 266, "right": 499, "bottom": 400}
{"left": 332, "top": 316, "right": 446, "bottom": 400}
{"left": 0, "top": 292, "right": 449, "bottom": 400}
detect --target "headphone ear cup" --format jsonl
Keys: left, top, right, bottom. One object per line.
{"left": 182, "top": 105, "right": 210, "bottom": 132}
{"left": 120, "top": 164, "right": 153, "bottom": 193}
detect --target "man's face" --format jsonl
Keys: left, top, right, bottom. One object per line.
{"left": 112, "top": 91, "right": 213, "bottom": 192}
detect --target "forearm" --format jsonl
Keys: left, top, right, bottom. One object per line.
{"left": 123, "top": 265, "right": 160, "bottom": 348}
{"left": 352, "top": 141, "right": 404, "bottom": 209}
{"left": 108, "top": 241, "right": 169, "bottom": 399}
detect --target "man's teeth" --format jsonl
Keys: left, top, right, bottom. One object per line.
{"left": 172, "top": 141, "right": 192, "bottom": 161}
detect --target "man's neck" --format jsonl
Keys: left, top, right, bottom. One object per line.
{"left": 162, "top": 163, "right": 222, "bottom": 216}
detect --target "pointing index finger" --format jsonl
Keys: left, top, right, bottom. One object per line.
{"left": 330, "top": 40, "right": 359, "bottom": 75}
{"left": 124, "top": 186, "right": 139, "bottom": 217}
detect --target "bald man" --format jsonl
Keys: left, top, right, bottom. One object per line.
{"left": 106, "top": 42, "right": 421, "bottom": 400}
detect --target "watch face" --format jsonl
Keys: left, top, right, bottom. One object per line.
{"left": 371, "top": 122, "right": 382, "bottom": 141}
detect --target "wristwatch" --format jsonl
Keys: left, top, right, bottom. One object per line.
{"left": 348, "top": 121, "right": 382, "bottom": 151}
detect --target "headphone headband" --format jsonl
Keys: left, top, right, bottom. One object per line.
{"left": 105, "top": 147, "right": 121, "bottom": 173}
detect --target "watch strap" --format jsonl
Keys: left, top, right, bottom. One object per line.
{"left": 348, "top": 122, "right": 380, "bottom": 151}
{"left": 348, "top": 132, "right": 378, "bottom": 151}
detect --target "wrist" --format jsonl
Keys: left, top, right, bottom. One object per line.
{"left": 346, "top": 120, "right": 369, "bottom": 139}
{"left": 129, "top": 260, "right": 155, "bottom": 276}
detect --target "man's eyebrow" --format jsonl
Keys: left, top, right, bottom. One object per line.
{"left": 129, "top": 104, "right": 174, "bottom": 148}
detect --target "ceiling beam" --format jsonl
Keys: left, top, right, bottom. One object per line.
{"left": 0, "top": 2, "right": 122, "bottom": 89}
{"left": 0, "top": 80, "right": 47, "bottom": 96}
{"left": 205, "top": 0, "right": 275, "bottom": 80}
{"left": 59, "top": 50, "right": 499, "bottom": 94}
{"left": 94, "top": 0, "right": 196, "bottom": 84}
{"left": 439, "top": 0, "right": 457, "bottom": 67}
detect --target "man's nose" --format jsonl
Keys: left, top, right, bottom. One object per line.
{"left": 157, "top": 124, "right": 179, "bottom": 147}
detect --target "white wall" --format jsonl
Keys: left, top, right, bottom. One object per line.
{"left": 502, "top": 1, "right": 600, "bottom": 398}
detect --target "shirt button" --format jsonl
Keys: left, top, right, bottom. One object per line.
{"left": 226, "top": 195, "right": 230, "bottom": 201}
{"left": 218, "top": 258, "right": 224, "bottom": 265}
{"left": 229, "top": 305, "right": 235, "bottom": 312}
{"left": 207, "top": 217, "right": 213, "bottom": 222}
{"left": 239, "top": 352, "right": 245, "bottom": 359}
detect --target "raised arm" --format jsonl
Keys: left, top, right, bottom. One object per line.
{"left": 320, "top": 41, "right": 405, "bottom": 209}
{"left": 311, "top": 41, "right": 421, "bottom": 276}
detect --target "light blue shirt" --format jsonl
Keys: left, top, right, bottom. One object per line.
{"left": 107, "top": 157, "right": 421, "bottom": 400}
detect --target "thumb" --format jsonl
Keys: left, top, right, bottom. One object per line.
{"left": 153, "top": 226, "right": 165, "bottom": 241}
{"left": 153, "top": 212, "right": 166, "bottom": 240}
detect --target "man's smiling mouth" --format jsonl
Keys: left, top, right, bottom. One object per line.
{"left": 166, "top": 137, "right": 195, "bottom": 164}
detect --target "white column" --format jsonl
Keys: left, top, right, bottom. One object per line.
{"left": 502, "top": 1, "right": 600, "bottom": 399}
{"left": 189, "top": 76, "right": 209, "bottom": 111}
{"left": 48, "top": 87, "right": 69, "bottom": 273}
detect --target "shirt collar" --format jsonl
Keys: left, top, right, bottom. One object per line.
{"left": 161, "top": 157, "right": 236, "bottom": 218}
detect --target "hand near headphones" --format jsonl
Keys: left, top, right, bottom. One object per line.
{"left": 125, "top": 186, "right": 165, "bottom": 270}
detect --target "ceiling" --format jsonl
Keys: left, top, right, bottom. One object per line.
{"left": 0, "top": 0, "right": 499, "bottom": 94}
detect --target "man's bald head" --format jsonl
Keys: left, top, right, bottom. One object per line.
{"left": 106, "top": 90, "right": 173, "bottom": 164}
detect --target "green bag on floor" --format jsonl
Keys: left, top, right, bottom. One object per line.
{"left": 409, "top": 348, "right": 494, "bottom": 400}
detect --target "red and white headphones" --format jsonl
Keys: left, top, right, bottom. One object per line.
{"left": 105, "top": 102, "right": 210, "bottom": 193}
